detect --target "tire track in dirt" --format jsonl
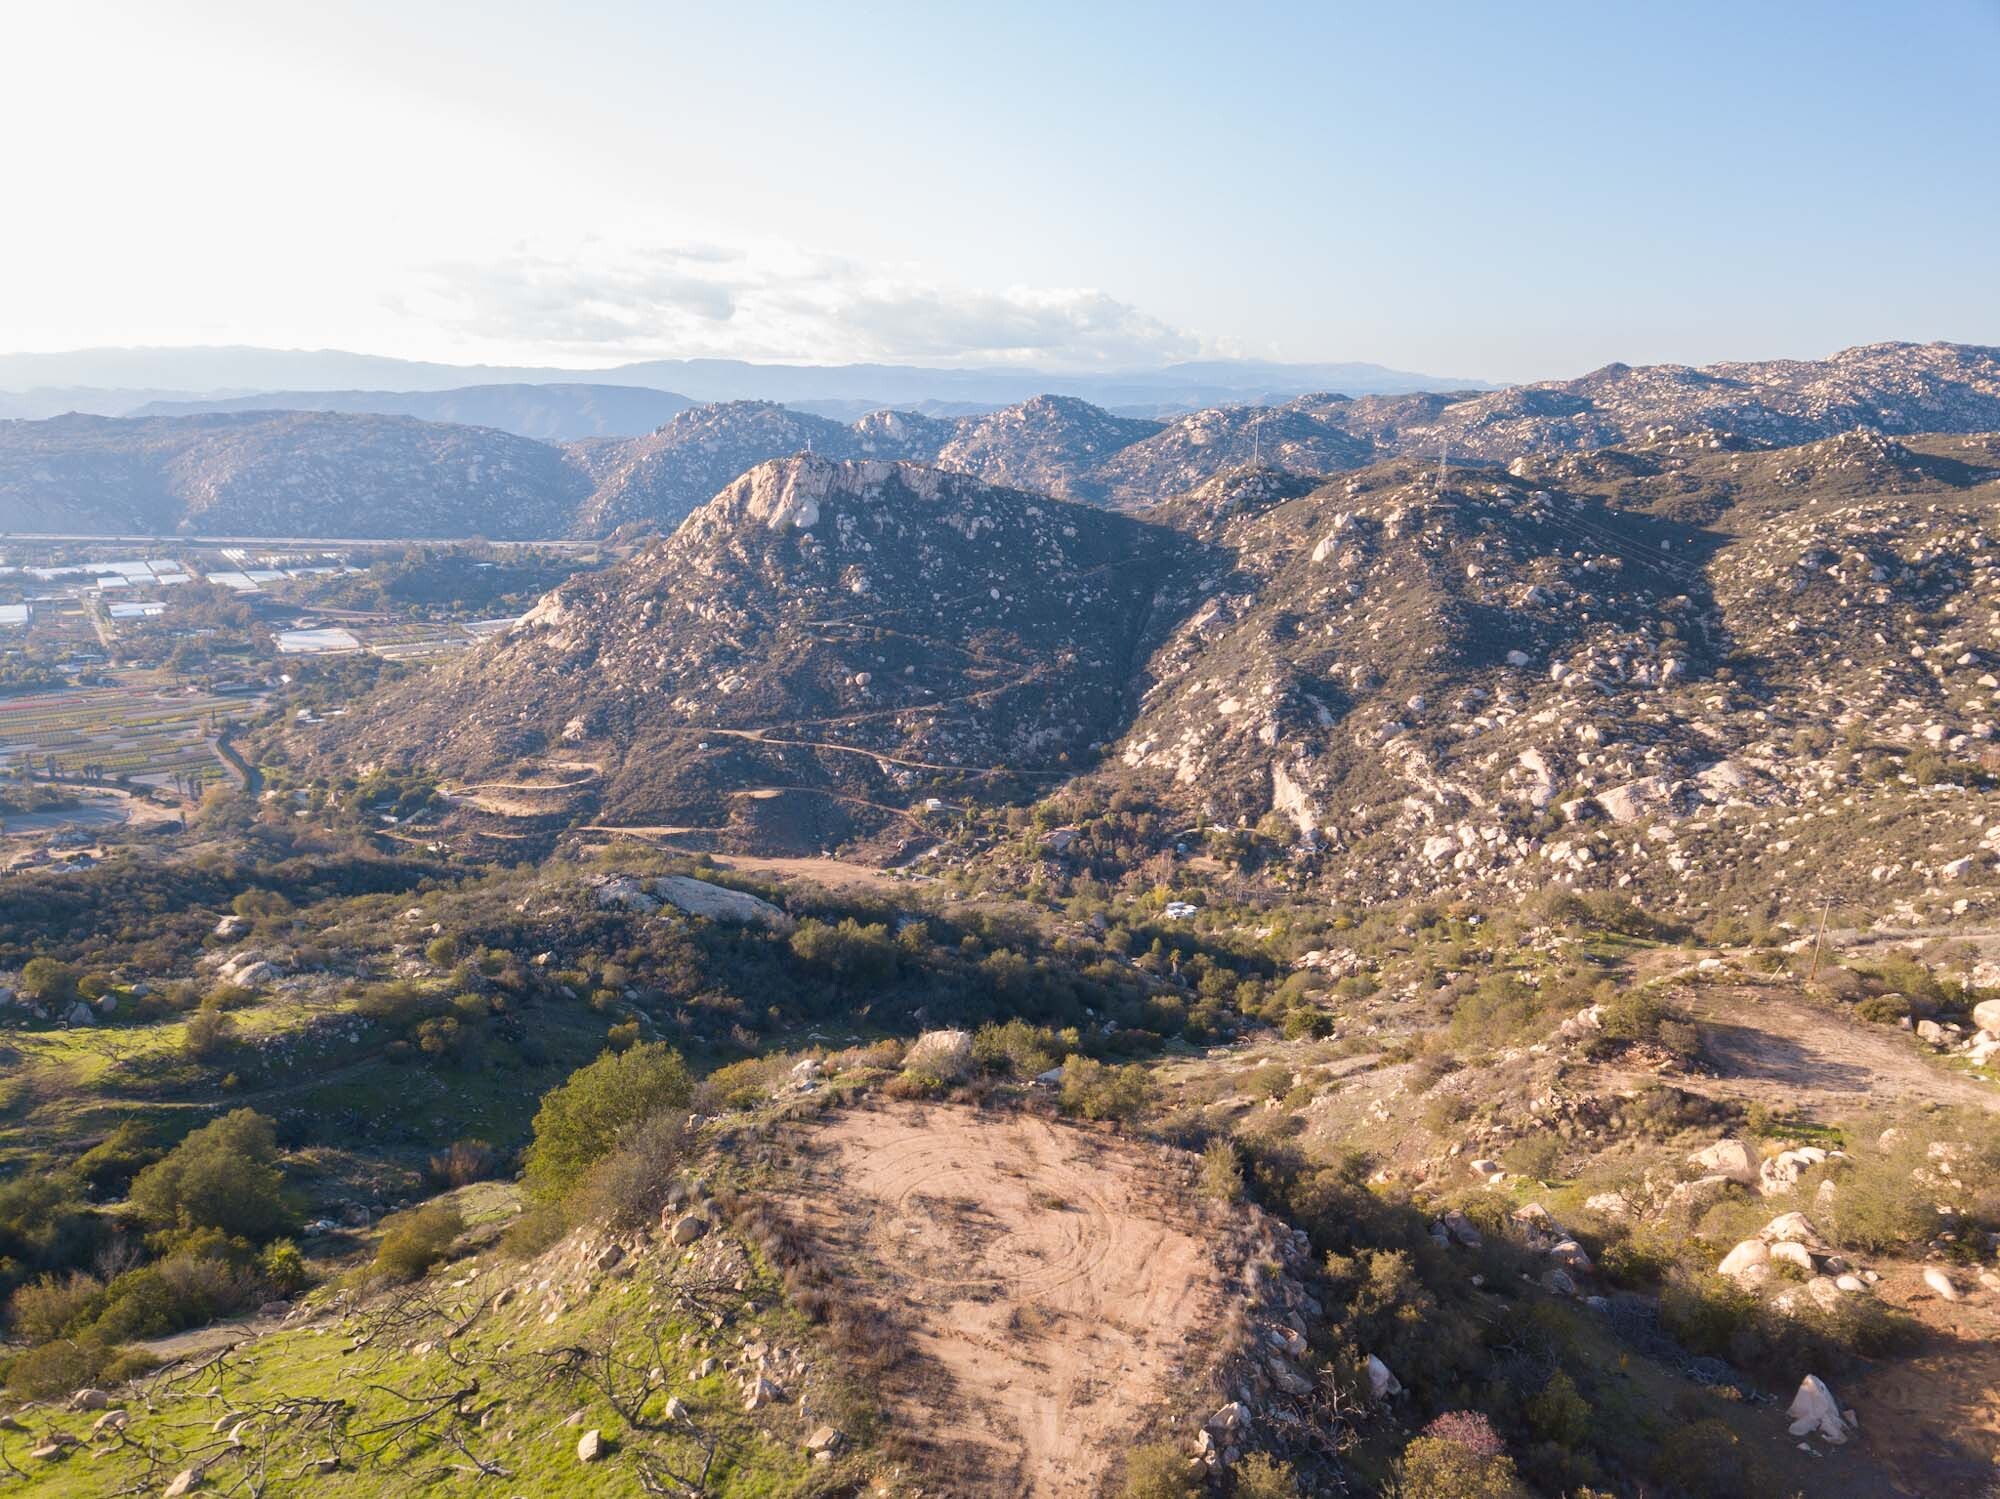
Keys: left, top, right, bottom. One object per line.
{"left": 773, "top": 1105, "right": 1227, "bottom": 1497}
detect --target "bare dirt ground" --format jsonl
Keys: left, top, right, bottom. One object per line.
{"left": 772, "top": 1103, "right": 1231, "bottom": 1497}
{"left": 1674, "top": 985, "right": 2000, "bottom": 1116}
{"left": 1841, "top": 1274, "right": 2000, "bottom": 1499}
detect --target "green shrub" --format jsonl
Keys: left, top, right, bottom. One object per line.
{"left": 1650, "top": 1417, "right": 1773, "bottom": 1499}
{"left": 1390, "top": 1414, "right": 1529, "bottom": 1498}
{"left": 1503, "top": 1135, "right": 1563, "bottom": 1182}
{"left": 1120, "top": 1441, "right": 1200, "bottom": 1499}
{"left": 373, "top": 1202, "right": 464, "bottom": 1282}
{"left": 19, "top": 956, "right": 78, "bottom": 1006}
{"left": 565, "top": 1114, "right": 691, "bottom": 1232}
{"left": 523, "top": 1042, "right": 693, "bottom": 1200}
{"left": 7, "top": 1270, "right": 103, "bottom": 1343}
{"left": 1230, "top": 1452, "right": 1299, "bottom": 1497}
{"left": 972, "top": 1019, "right": 1069, "bottom": 1077}
{"left": 183, "top": 1008, "right": 237, "bottom": 1061}
{"left": 1525, "top": 1368, "right": 1590, "bottom": 1449}
{"left": 1060, "top": 1057, "right": 1151, "bottom": 1124}
{"left": 75, "top": 1122, "right": 160, "bottom": 1196}
{"left": 128, "top": 1109, "right": 291, "bottom": 1242}
{"left": 3, "top": 1332, "right": 143, "bottom": 1397}
{"left": 259, "top": 1239, "right": 309, "bottom": 1296}
{"left": 92, "top": 1250, "right": 263, "bottom": 1341}
{"left": 1853, "top": 994, "right": 1909, "bottom": 1025}
{"left": 1200, "top": 1139, "right": 1244, "bottom": 1203}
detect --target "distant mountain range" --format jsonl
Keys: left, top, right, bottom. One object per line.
{"left": 129, "top": 384, "right": 696, "bottom": 443}
{"left": 2, "top": 341, "right": 1996, "bottom": 540}
{"left": 0, "top": 346, "right": 1494, "bottom": 423}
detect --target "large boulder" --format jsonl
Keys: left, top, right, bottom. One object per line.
{"left": 1768, "top": 1240, "right": 1815, "bottom": 1273}
{"left": 576, "top": 1428, "right": 604, "bottom": 1463}
{"left": 1785, "top": 1375, "right": 1852, "bottom": 1444}
{"left": 1972, "top": 998, "right": 2000, "bottom": 1037}
{"left": 1690, "top": 1138, "right": 1759, "bottom": 1186}
{"left": 653, "top": 876, "right": 791, "bottom": 929}
{"left": 1717, "top": 1240, "right": 1771, "bottom": 1284}
{"left": 1365, "top": 1353, "right": 1402, "bottom": 1399}
{"left": 1759, "top": 1212, "right": 1826, "bottom": 1249}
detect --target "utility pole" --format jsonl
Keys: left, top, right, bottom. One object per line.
{"left": 1805, "top": 896, "right": 1833, "bottom": 986}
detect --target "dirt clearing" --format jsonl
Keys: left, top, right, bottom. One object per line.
{"left": 771, "top": 1103, "right": 1231, "bottom": 1496}
{"left": 1678, "top": 987, "right": 2000, "bottom": 1115}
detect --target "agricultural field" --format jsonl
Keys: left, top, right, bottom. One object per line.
{"left": 0, "top": 675, "right": 262, "bottom": 789}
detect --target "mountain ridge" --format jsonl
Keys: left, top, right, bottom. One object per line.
{"left": 6, "top": 341, "right": 2000, "bottom": 540}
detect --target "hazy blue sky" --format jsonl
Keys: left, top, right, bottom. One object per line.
{"left": 4, "top": 0, "right": 1996, "bottom": 380}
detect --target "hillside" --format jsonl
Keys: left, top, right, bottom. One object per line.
{"left": 303, "top": 456, "right": 1183, "bottom": 843}
{"left": 1107, "top": 429, "right": 2000, "bottom": 913}
{"left": 0, "top": 411, "right": 591, "bottom": 538}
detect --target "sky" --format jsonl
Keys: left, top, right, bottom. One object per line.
{"left": 2, "top": 0, "right": 1996, "bottom": 382}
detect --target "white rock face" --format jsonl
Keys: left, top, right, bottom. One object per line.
{"left": 653, "top": 876, "right": 791, "bottom": 928}
{"left": 1786, "top": 1375, "right": 1852, "bottom": 1444}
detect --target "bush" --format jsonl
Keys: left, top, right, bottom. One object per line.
{"left": 1060, "top": 1057, "right": 1152, "bottom": 1124}
{"left": 1200, "top": 1139, "right": 1245, "bottom": 1203}
{"left": 972, "top": 1019, "right": 1066, "bottom": 1077}
{"left": 1853, "top": 994, "right": 1909, "bottom": 1025}
{"left": 7, "top": 1270, "right": 103, "bottom": 1343}
{"left": 523, "top": 1042, "right": 693, "bottom": 1200}
{"left": 75, "top": 1122, "right": 160, "bottom": 1196}
{"left": 427, "top": 1139, "right": 503, "bottom": 1189}
{"left": 93, "top": 1249, "right": 264, "bottom": 1341}
{"left": 4, "top": 1332, "right": 147, "bottom": 1398}
{"left": 19, "top": 956, "right": 78, "bottom": 1006}
{"left": 373, "top": 1202, "right": 464, "bottom": 1282}
{"left": 1503, "top": 1135, "right": 1563, "bottom": 1182}
{"left": 128, "top": 1110, "right": 291, "bottom": 1242}
{"left": 1390, "top": 1412, "right": 1528, "bottom": 1498}
{"left": 566, "top": 1114, "right": 692, "bottom": 1232}
{"left": 1650, "top": 1416, "right": 1773, "bottom": 1499}
{"left": 183, "top": 1008, "right": 237, "bottom": 1061}
{"left": 1120, "top": 1441, "right": 1200, "bottom": 1499}
{"left": 1525, "top": 1368, "right": 1590, "bottom": 1449}
{"left": 1230, "top": 1453, "right": 1299, "bottom": 1497}
{"left": 259, "top": 1239, "right": 309, "bottom": 1296}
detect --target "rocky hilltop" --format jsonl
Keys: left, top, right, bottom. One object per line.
{"left": 1116, "top": 429, "right": 2000, "bottom": 913}
{"left": 309, "top": 456, "right": 1180, "bottom": 840}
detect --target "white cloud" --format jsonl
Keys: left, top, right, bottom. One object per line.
{"left": 408, "top": 239, "right": 1205, "bottom": 368}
